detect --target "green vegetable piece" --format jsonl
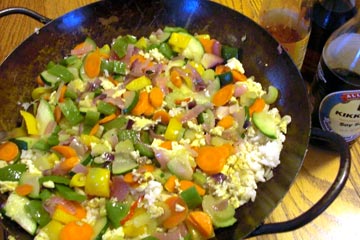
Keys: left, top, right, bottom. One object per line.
{"left": 39, "top": 189, "right": 53, "bottom": 201}
{"left": 92, "top": 217, "right": 109, "bottom": 240}
{"left": 47, "top": 64, "right": 74, "bottom": 83}
{"left": 105, "top": 200, "right": 130, "bottom": 228}
{"left": 221, "top": 45, "right": 239, "bottom": 60}
{"left": 32, "top": 139, "right": 51, "bottom": 151}
{"left": 217, "top": 71, "right": 233, "bottom": 87}
{"left": 180, "top": 186, "right": 202, "bottom": 209}
{"left": 134, "top": 142, "right": 154, "bottom": 158}
{"left": 158, "top": 42, "right": 175, "bottom": 59}
{"left": 59, "top": 98, "right": 84, "bottom": 126}
{"left": 103, "top": 117, "right": 128, "bottom": 131}
{"left": 123, "top": 91, "right": 139, "bottom": 114}
{"left": 113, "top": 61, "right": 126, "bottom": 75}
{"left": 141, "top": 237, "right": 159, "bottom": 240}
{"left": 62, "top": 55, "right": 81, "bottom": 67}
{"left": 118, "top": 130, "right": 138, "bottom": 143}
{"left": 163, "top": 26, "right": 188, "bottom": 33}
{"left": 39, "top": 175, "right": 71, "bottom": 185}
{"left": 64, "top": 88, "right": 78, "bottom": 100}
{"left": 97, "top": 101, "right": 117, "bottom": 115}
{"left": 81, "top": 153, "right": 93, "bottom": 166}
{"left": 55, "top": 184, "right": 86, "bottom": 202}
{"left": 84, "top": 111, "right": 101, "bottom": 127}
{"left": 263, "top": 85, "right": 279, "bottom": 104}
{"left": 113, "top": 35, "right": 137, "bottom": 58}
{"left": 252, "top": 111, "right": 278, "bottom": 139}
{"left": 0, "top": 163, "right": 27, "bottom": 181}
{"left": 25, "top": 200, "right": 51, "bottom": 227}
{"left": 154, "top": 124, "right": 167, "bottom": 135}
{"left": 100, "top": 59, "right": 114, "bottom": 73}
{"left": 192, "top": 171, "right": 207, "bottom": 186}
{"left": 140, "top": 130, "right": 153, "bottom": 144}
{"left": 111, "top": 153, "right": 138, "bottom": 175}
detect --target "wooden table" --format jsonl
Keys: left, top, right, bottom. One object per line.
{"left": 0, "top": 1, "right": 359, "bottom": 240}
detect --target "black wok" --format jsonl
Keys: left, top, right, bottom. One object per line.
{"left": 0, "top": 0, "right": 350, "bottom": 239}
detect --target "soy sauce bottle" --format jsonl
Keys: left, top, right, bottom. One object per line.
{"left": 301, "top": 0, "right": 357, "bottom": 82}
{"left": 310, "top": 11, "right": 360, "bottom": 143}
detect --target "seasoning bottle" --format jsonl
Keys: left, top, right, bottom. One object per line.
{"left": 310, "top": 11, "right": 360, "bottom": 143}
{"left": 301, "top": 0, "right": 357, "bottom": 82}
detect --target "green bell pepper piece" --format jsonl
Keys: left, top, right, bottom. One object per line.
{"left": 97, "top": 101, "right": 117, "bottom": 115}
{"left": 221, "top": 45, "right": 238, "bottom": 60}
{"left": 39, "top": 175, "right": 71, "bottom": 185}
{"left": 105, "top": 200, "right": 130, "bottom": 228}
{"left": 180, "top": 186, "right": 202, "bottom": 209}
{"left": 103, "top": 117, "right": 127, "bottom": 131}
{"left": 59, "top": 98, "right": 84, "bottom": 126}
{"left": 158, "top": 42, "right": 175, "bottom": 59}
{"left": 47, "top": 64, "right": 74, "bottom": 83}
{"left": 25, "top": 200, "right": 51, "bottom": 227}
{"left": 84, "top": 111, "right": 101, "bottom": 127}
{"left": 55, "top": 184, "right": 86, "bottom": 202}
{"left": 112, "top": 35, "right": 137, "bottom": 58}
{"left": 0, "top": 164, "right": 27, "bottom": 181}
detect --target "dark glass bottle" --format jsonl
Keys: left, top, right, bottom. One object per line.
{"left": 301, "top": 0, "right": 357, "bottom": 82}
{"left": 310, "top": 11, "right": 360, "bottom": 143}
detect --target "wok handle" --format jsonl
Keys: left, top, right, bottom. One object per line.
{"left": 0, "top": 7, "right": 51, "bottom": 24}
{"left": 247, "top": 127, "right": 351, "bottom": 237}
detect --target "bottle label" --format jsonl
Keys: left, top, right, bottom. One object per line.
{"left": 319, "top": 90, "right": 360, "bottom": 142}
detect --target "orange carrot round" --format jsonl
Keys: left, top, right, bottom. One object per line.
{"left": 249, "top": 98, "right": 266, "bottom": 116}
{"left": 52, "top": 145, "right": 78, "bottom": 158}
{"left": 0, "top": 141, "right": 19, "bottom": 162}
{"left": 149, "top": 87, "right": 164, "bottom": 108}
{"left": 131, "top": 91, "right": 149, "bottom": 116}
{"left": 89, "top": 123, "right": 100, "bottom": 136}
{"left": 212, "top": 84, "right": 235, "bottom": 106}
{"left": 195, "top": 145, "right": 233, "bottom": 175}
{"left": 217, "top": 115, "right": 235, "bottom": 129}
{"left": 199, "top": 38, "right": 215, "bottom": 54}
{"left": 84, "top": 51, "right": 101, "bottom": 78}
{"left": 170, "top": 70, "right": 182, "bottom": 88}
{"left": 59, "top": 156, "right": 80, "bottom": 171}
{"left": 59, "top": 221, "right": 93, "bottom": 240}
{"left": 152, "top": 110, "right": 170, "bottom": 125}
{"left": 231, "top": 69, "right": 247, "bottom": 82}
{"left": 162, "top": 196, "right": 188, "bottom": 229}
{"left": 15, "top": 184, "right": 33, "bottom": 196}
{"left": 159, "top": 140, "right": 173, "bottom": 150}
{"left": 164, "top": 175, "right": 178, "bottom": 193}
{"left": 54, "top": 105, "right": 62, "bottom": 123}
{"left": 98, "top": 113, "right": 117, "bottom": 124}
{"left": 186, "top": 211, "right": 214, "bottom": 238}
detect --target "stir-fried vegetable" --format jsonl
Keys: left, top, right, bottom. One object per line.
{"left": 0, "top": 26, "right": 291, "bottom": 240}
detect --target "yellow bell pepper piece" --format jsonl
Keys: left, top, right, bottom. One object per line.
{"left": 168, "top": 32, "right": 191, "bottom": 53}
{"left": 164, "top": 118, "right": 183, "bottom": 141}
{"left": 126, "top": 75, "right": 152, "bottom": 91}
{"left": 189, "top": 61, "right": 205, "bottom": 76}
{"left": 20, "top": 110, "right": 39, "bottom": 135}
{"left": 70, "top": 173, "right": 86, "bottom": 187}
{"left": 52, "top": 206, "right": 79, "bottom": 224}
{"left": 135, "top": 37, "right": 148, "bottom": 50}
{"left": 80, "top": 134, "right": 101, "bottom": 147}
{"left": 41, "top": 220, "right": 64, "bottom": 240}
{"left": 85, "top": 167, "right": 110, "bottom": 197}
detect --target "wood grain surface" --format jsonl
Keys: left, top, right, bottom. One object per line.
{"left": 0, "top": 1, "right": 359, "bottom": 240}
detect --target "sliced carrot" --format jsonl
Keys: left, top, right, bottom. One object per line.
{"left": 129, "top": 54, "right": 147, "bottom": 66}
{"left": 170, "top": 69, "right": 182, "bottom": 88}
{"left": 84, "top": 50, "right": 101, "bottom": 78}
{"left": 217, "top": 115, "right": 235, "bottom": 129}
{"left": 59, "top": 156, "right": 80, "bottom": 171}
{"left": 52, "top": 145, "right": 78, "bottom": 158}
{"left": 249, "top": 98, "right": 266, "bottom": 116}
{"left": 131, "top": 91, "right": 150, "bottom": 116}
{"left": 162, "top": 196, "right": 188, "bottom": 229}
{"left": 98, "top": 113, "right": 117, "bottom": 124}
{"left": 215, "top": 65, "right": 230, "bottom": 75}
{"left": 186, "top": 211, "right": 214, "bottom": 238}
{"left": 138, "top": 164, "right": 155, "bottom": 173}
{"left": 58, "top": 85, "right": 67, "bottom": 103}
{"left": 15, "top": 184, "right": 33, "bottom": 196}
{"left": 0, "top": 141, "right": 19, "bottom": 162}
{"left": 36, "top": 75, "right": 45, "bottom": 86}
{"left": 212, "top": 84, "right": 235, "bottom": 106}
{"left": 120, "top": 196, "right": 143, "bottom": 225}
{"left": 199, "top": 38, "right": 215, "bottom": 54}
{"left": 59, "top": 221, "right": 93, "bottom": 240}
{"left": 231, "top": 69, "right": 247, "bottom": 82}
{"left": 152, "top": 110, "right": 170, "bottom": 125}
{"left": 89, "top": 123, "right": 100, "bottom": 136}
{"left": 123, "top": 172, "right": 137, "bottom": 185}
{"left": 143, "top": 104, "right": 155, "bottom": 117}
{"left": 164, "top": 175, "right": 178, "bottom": 193}
{"left": 159, "top": 140, "right": 173, "bottom": 150}
{"left": 179, "top": 180, "right": 206, "bottom": 196}
{"left": 149, "top": 87, "right": 164, "bottom": 108}
{"left": 54, "top": 105, "right": 62, "bottom": 123}
{"left": 72, "top": 41, "right": 86, "bottom": 51}
{"left": 107, "top": 75, "right": 119, "bottom": 86}
{"left": 195, "top": 144, "right": 233, "bottom": 175}
{"left": 175, "top": 97, "right": 191, "bottom": 105}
